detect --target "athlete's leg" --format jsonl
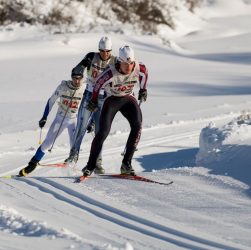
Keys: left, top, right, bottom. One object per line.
{"left": 84, "top": 96, "right": 119, "bottom": 172}
{"left": 20, "top": 114, "right": 69, "bottom": 176}
{"left": 69, "top": 91, "right": 92, "bottom": 156}
{"left": 120, "top": 96, "right": 142, "bottom": 164}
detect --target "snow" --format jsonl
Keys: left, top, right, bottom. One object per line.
{"left": 1, "top": 1, "right": 251, "bottom": 250}
{"left": 196, "top": 113, "right": 251, "bottom": 193}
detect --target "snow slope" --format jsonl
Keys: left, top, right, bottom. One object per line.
{"left": 1, "top": 2, "right": 251, "bottom": 250}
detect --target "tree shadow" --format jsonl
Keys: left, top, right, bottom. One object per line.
{"left": 193, "top": 52, "right": 251, "bottom": 65}
{"left": 125, "top": 37, "right": 251, "bottom": 66}
{"left": 153, "top": 80, "right": 251, "bottom": 97}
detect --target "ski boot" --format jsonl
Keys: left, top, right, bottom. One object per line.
{"left": 64, "top": 152, "right": 79, "bottom": 164}
{"left": 19, "top": 157, "right": 39, "bottom": 177}
{"left": 81, "top": 166, "right": 93, "bottom": 177}
{"left": 120, "top": 161, "right": 135, "bottom": 176}
{"left": 94, "top": 158, "right": 105, "bottom": 174}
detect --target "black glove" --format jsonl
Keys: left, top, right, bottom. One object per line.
{"left": 87, "top": 121, "right": 95, "bottom": 133}
{"left": 86, "top": 100, "right": 98, "bottom": 112}
{"left": 39, "top": 118, "right": 47, "bottom": 128}
{"left": 138, "top": 89, "right": 147, "bottom": 102}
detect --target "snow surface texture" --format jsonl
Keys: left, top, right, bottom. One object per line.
{"left": 0, "top": 1, "right": 251, "bottom": 250}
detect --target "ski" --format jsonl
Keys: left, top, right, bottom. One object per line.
{"left": 101, "top": 174, "right": 173, "bottom": 186}
{"left": 1, "top": 175, "right": 21, "bottom": 179}
{"left": 38, "top": 162, "right": 67, "bottom": 168}
{"left": 2, "top": 173, "right": 173, "bottom": 186}
{"left": 74, "top": 173, "right": 173, "bottom": 186}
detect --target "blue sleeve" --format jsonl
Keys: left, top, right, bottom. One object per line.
{"left": 42, "top": 100, "right": 50, "bottom": 119}
{"left": 41, "top": 84, "right": 61, "bottom": 119}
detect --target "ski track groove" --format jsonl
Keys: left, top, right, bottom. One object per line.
{"left": 11, "top": 176, "right": 242, "bottom": 250}
{"left": 1, "top": 116, "right": 245, "bottom": 249}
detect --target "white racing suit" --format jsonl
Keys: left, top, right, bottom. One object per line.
{"left": 33, "top": 80, "right": 84, "bottom": 161}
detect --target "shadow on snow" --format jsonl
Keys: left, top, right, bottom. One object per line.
{"left": 137, "top": 146, "right": 251, "bottom": 197}
{"left": 136, "top": 148, "right": 199, "bottom": 170}
{"left": 193, "top": 52, "right": 251, "bottom": 65}
{"left": 153, "top": 79, "right": 251, "bottom": 97}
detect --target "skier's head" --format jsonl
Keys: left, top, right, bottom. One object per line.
{"left": 71, "top": 67, "right": 83, "bottom": 88}
{"left": 118, "top": 45, "right": 135, "bottom": 63}
{"left": 99, "top": 36, "right": 112, "bottom": 51}
{"left": 118, "top": 45, "right": 135, "bottom": 74}
{"left": 98, "top": 36, "right": 112, "bottom": 61}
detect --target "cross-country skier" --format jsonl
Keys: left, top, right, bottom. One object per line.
{"left": 64, "top": 36, "right": 115, "bottom": 174}
{"left": 18, "top": 69, "right": 84, "bottom": 177}
{"left": 81, "top": 45, "right": 148, "bottom": 177}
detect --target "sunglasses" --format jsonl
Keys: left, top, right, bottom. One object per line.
{"left": 72, "top": 76, "right": 83, "bottom": 79}
{"left": 99, "top": 49, "right": 112, "bottom": 53}
{"left": 121, "top": 61, "right": 135, "bottom": 65}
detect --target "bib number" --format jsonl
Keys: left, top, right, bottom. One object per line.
{"left": 63, "top": 99, "right": 78, "bottom": 109}
{"left": 116, "top": 84, "right": 134, "bottom": 92}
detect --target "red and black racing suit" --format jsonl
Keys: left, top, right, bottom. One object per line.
{"left": 86, "top": 60, "right": 148, "bottom": 171}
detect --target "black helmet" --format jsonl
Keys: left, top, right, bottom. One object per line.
{"left": 71, "top": 66, "right": 83, "bottom": 78}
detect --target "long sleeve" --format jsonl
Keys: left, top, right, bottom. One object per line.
{"left": 139, "top": 63, "right": 148, "bottom": 89}
{"left": 41, "top": 84, "right": 61, "bottom": 119}
{"left": 72, "top": 52, "right": 95, "bottom": 75}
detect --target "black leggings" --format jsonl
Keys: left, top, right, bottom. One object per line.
{"left": 87, "top": 95, "right": 142, "bottom": 170}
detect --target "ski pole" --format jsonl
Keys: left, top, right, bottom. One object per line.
{"left": 39, "top": 128, "right": 43, "bottom": 145}
{"left": 87, "top": 114, "right": 95, "bottom": 139}
{"left": 121, "top": 100, "right": 142, "bottom": 156}
{"left": 73, "top": 111, "right": 94, "bottom": 146}
{"left": 48, "top": 89, "right": 77, "bottom": 153}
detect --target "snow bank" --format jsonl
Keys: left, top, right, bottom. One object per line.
{"left": 196, "top": 112, "right": 251, "bottom": 186}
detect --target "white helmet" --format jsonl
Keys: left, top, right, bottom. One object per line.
{"left": 98, "top": 36, "right": 112, "bottom": 51}
{"left": 118, "top": 45, "right": 135, "bottom": 63}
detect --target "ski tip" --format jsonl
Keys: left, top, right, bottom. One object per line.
{"left": 1, "top": 175, "right": 20, "bottom": 179}
{"left": 2, "top": 175, "right": 13, "bottom": 179}
{"left": 74, "top": 175, "right": 89, "bottom": 183}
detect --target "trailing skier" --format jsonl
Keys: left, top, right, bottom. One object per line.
{"left": 18, "top": 69, "right": 84, "bottom": 177}
{"left": 82, "top": 45, "right": 148, "bottom": 177}
{"left": 64, "top": 36, "right": 116, "bottom": 175}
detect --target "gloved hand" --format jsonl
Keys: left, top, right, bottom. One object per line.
{"left": 86, "top": 100, "right": 98, "bottom": 112}
{"left": 87, "top": 121, "right": 95, "bottom": 133}
{"left": 138, "top": 89, "right": 147, "bottom": 102}
{"left": 39, "top": 118, "right": 47, "bottom": 128}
